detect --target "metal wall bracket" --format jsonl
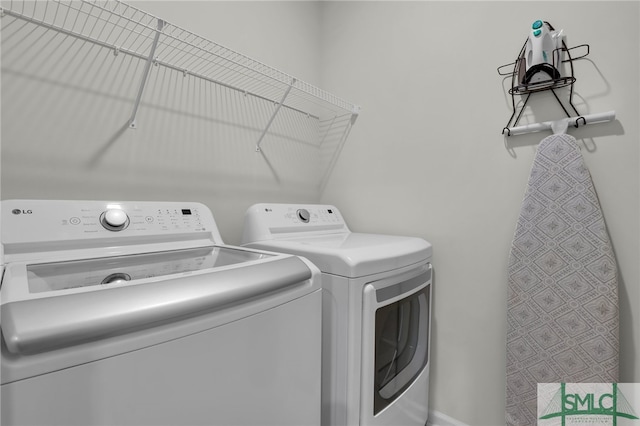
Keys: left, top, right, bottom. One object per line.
{"left": 129, "top": 18, "right": 164, "bottom": 129}
{"left": 255, "top": 79, "right": 296, "bottom": 152}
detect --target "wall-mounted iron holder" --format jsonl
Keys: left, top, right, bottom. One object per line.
{"left": 497, "top": 24, "right": 596, "bottom": 136}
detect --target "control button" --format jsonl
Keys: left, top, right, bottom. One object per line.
{"left": 145, "top": 216, "right": 154, "bottom": 223}
{"left": 297, "top": 209, "right": 310, "bottom": 223}
{"left": 532, "top": 20, "right": 543, "bottom": 30}
{"left": 533, "top": 29, "right": 542, "bottom": 37}
{"left": 100, "top": 209, "right": 129, "bottom": 231}
{"left": 69, "top": 217, "right": 81, "bottom": 225}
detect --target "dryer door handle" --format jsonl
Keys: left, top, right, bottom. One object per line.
{"left": 1, "top": 256, "right": 312, "bottom": 355}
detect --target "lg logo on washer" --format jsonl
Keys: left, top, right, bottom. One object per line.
{"left": 11, "top": 209, "right": 33, "bottom": 215}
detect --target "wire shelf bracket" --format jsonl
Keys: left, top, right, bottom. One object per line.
{"left": 255, "top": 78, "right": 295, "bottom": 152}
{"left": 129, "top": 18, "right": 164, "bottom": 129}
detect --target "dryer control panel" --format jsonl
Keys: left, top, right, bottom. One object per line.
{"left": 242, "top": 203, "right": 349, "bottom": 244}
{"left": 1, "top": 200, "right": 223, "bottom": 255}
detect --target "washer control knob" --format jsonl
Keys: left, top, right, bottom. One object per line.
{"left": 100, "top": 209, "right": 129, "bottom": 231}
{"left": 297, "top": 208, "right": 310, "bottom": 223}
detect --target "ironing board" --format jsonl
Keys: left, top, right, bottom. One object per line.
{"left": 506, "top": 133, "right": 619, "bottom": 425}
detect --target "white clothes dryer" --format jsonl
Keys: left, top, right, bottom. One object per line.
{"left": 1, "top": 200, "right": 322, "bottom": 426}
{"left": 242, "top": 204, "right": 433, "bottom": 426}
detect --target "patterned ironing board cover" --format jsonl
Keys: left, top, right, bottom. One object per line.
{"left": 506, "top": 133, "right": 619, "bottom": 425}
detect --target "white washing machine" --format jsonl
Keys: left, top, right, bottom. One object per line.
{"left": 242, "top": 203, "right": 433, "bottom": 426}
{"left": 1, "top": 200, "right": 322, "bottom": 426}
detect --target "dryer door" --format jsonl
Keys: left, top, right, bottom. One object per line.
{"left": 360, "top": 263, "right": 432, "bottom": 426}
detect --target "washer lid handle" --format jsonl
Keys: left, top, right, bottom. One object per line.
{"left": 1, "top": 256, "right": 312, "bottom": 355}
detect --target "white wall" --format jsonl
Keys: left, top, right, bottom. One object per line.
{"left": 2, "top": 2, "right": 638, "bottom": 425}
{"left": 319, "top": 2, "right": 639, "bottom": 425}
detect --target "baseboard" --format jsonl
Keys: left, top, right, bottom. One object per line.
{"left": 427, "top": 410, "right": 469, "bottom": 426}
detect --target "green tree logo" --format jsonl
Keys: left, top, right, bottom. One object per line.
{"left": 540, "top": 383, "right": 639, "bottom": 425}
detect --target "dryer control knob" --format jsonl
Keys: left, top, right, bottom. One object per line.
{"left": 101, "top": 209, "right": 129, "bottom": 231}
{"left": 297, "top": 209, "right": 310, "bottom": 223}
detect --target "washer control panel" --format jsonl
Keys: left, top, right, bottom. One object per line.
{"left": 242, "top": 203, "right": 349, "bottom": 243}
{"left": 1, "top": 200, "right": 222, "bottom": 247}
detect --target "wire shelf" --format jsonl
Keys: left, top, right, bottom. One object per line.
{"left": 1, "top": 0, "right": 359, "bottom": 125}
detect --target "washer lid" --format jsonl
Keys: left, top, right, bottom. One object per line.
{"left": 0, "top": 247, "right": 316, "bottom": 356}
{"left": 246, "top": 232, "right": 432, "bottom": 278}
